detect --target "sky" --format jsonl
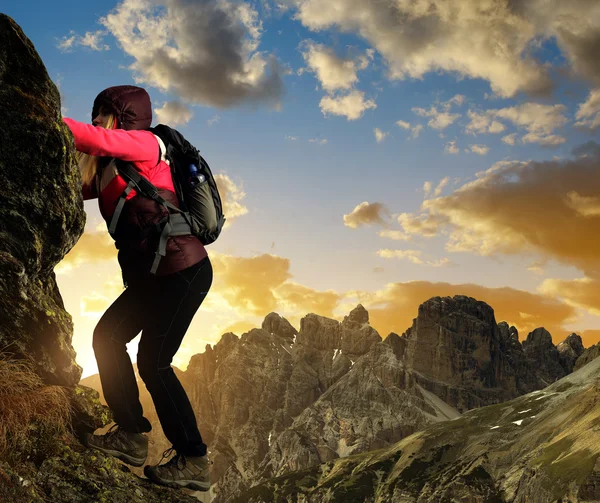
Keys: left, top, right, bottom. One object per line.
{"left": 4, "top": 0, "right": 600, "bottom": 378}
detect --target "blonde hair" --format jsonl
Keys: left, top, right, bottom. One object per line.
{"left": 78, "top": 110, "right": 116, "bottom": 187}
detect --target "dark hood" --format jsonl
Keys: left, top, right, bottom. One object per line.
{"left": 92, "top": 85, "right": 152, "bottom": 130}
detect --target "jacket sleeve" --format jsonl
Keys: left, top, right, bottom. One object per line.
{"left": 63, "top": 117, "right": 159, "bottom": 165}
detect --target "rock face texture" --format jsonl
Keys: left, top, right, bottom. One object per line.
{"left": 237, "top": 356, "right": 600, "bottom": 503}
{"left": 557, "top": 333, "right": 585, "bottom": 374}
{"left": 575, "top": 342, "right": 600, "bottom": 371}
{"left": 0, "top": 13, "right": 85, "bottom": 387}
{"left": 0, "top": 14, "right": 199, "bottom": 503}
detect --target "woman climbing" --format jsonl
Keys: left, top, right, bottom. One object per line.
{"left": 63, "top": 84, "right": 212, "bottom": 492}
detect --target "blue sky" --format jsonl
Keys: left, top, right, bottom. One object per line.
{"left": 4, "top": 0, "right": 600, "bottom": 377}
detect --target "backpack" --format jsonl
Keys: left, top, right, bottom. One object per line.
{"left": 107, "top": 124, "right": 226, "bottom": 274}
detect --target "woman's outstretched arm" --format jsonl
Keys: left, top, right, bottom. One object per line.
{"left": 63, "top": 117, "right": 158, "bottom": 165}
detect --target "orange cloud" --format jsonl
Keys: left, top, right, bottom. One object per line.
{"left": 413, "top": 152, "right": 600, "bottom": 275}
{"left": 538, "top": 277, "right": 600, "bottom": 316}
{"left": 210, "top": 253, "right": 292, "bottom": 316}
{"left": 56, "top": 232, "right": 116, "bottom": 272}
{"left": 580, "top": 330, "right": 600, "bottom": 348}
{"left": 343, "top": 202, "right": 391, "bottom": 228}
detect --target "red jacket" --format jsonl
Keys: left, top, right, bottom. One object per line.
{"left": 63, "top": 117, "right": 207, "bottom": 284}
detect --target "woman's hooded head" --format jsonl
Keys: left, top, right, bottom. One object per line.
{"left": 92, "top": 85, "right": 152, "bottom": 131}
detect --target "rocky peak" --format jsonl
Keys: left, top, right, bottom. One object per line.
{"left": 522, "top": 327, "right": 566, "bottom": 383}
{"left": 342, "top": 303, "right": 369, "bottom": 326}
{"left": 383, "top": 332, "right": 406, "bottom": 360}
{"left": 403, "top": 295, "right": 502, "bottom": 387}
{"left": 498, "top": 321, "right": 521, "bottom": 349}
{"left": 262, "top": 312, "right": 298, "bottom": 343}
{"left": 557, "top": 333, "right": 585, "bottom": 373}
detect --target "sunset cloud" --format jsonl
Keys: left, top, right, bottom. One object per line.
{"left": 343, "top": 202, "right": 391, "bottom": 228}
{"left": 375, "top": 143, "right": 600, "bottom": 320}
{"left": 377, "top": 230, "right": 411, "bottom": 241}
{"left": 376, "top": 249, "right": 453, "bottom": 267}
{"left": 538, "top": 276, "right": 600, "bottom": 316}
{"left": 397, "top": 212, "right": 448, "bottom": 237}
{"left": 433, "top": 177, "right": 450, "bottom": 197}
{"left": 56, "top": 232, "right": 117, "bottom": 273}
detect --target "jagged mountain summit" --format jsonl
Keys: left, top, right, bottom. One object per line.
{"left": 237, "top": 351, "right": 600, "bottom": 502}
{"left": 80, "top": 295, "right": 592, "bottom": 502}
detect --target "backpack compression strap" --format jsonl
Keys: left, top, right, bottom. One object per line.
{"left": 108, "top": 161, "right": 193, "bottom": 274}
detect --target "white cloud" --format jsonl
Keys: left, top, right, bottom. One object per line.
{"left": 153, "top": 101, "right": 193, "bottom": 126}
{"left": 374, "top": 128, "right": 389, "bottom": 143}
{"left": 423, "top": 181, "right": 432, "bottom": 196}
{"left": 521, "top": 132, "right": 566, "bottom": 146}
{"left": 575, "top": 89, "right": 600, "bottom": 130}
{"left": 465, "top": 110, "right": 506, "bottom": 134}
{"left": 444, "top": 140, "right": 459, "bottom": 154}
{"left": 409, "top": 124, "right": 424, "bottom": 139}
{"left": 465, "top": 102, "right": 568, "bottom": 146}
{"left": 469, "top": 144, "right": 490, "bottom": 155}
{"left": 434, "top": 177, "right": 451, "bottom": 197}
{"left": 412, "top": 106, "right": 460, "bottom": 130}
{"left": 320, "top": 90, "right": 376, "bottom": 120}
{"left": 99, "top": 0, "right": 283, "bottom": 108}
{"left": 57, "top": 30, "right": 110, "bottom": 52}
{"left": 502, "top": 133, "right": 518, "bottom": 145}
{"left": 308, "top": 137, "right": 328, "bottom": 145}
{"left": 299, "top": 41, "right": 368, "bottom": 92}
{"left": 207, "top": 115, "right": 221, "bottom": 126}
{"left": 289, "top": 0, "right": 567, "bottom": 98}
{"left": 285, "top": 135, "right": 298, "bottom": 140}
{"left": 396, "top": 120, "right": 411, "bottom": 130}
{"left": 495, "top": 103, "right": 568, "bottom": 134}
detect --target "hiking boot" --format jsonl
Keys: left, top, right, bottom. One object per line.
{"left": 85, "top": 423, "right": 148, "bottom": 467}
{"left": 144, "top": 447, "right": 212, "bottom": 491}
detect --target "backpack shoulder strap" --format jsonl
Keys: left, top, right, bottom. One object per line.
{"left": 108, "top": 161, "right": 183, "bottom": 235}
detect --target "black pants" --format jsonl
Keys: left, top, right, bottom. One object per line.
{"left": 92, "top": 255, "right": 212, "bottom": 457}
